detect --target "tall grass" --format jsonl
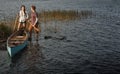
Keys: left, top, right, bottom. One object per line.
{"left": 0, "top": 22, "right": 12, "bottom": 40}
{"left": 39, "top": 10, "right": 92, "bottom": 22}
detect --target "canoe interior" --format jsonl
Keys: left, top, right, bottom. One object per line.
{"left": 8, "top": 30, "right": 28, "bottom": 47}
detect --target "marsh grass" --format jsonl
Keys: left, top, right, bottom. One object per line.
{"left": 38, "top": 10, "right": 93, "bottom": 33}
{"left": 39, "top": 10, "right": 92, "bottom": 22}
{"left": 0, "top": 21, "right": 13, "bottom": 40}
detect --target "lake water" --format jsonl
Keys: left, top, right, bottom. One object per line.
{"left": 0, "top": 0, "right": 120, "bottom": 74}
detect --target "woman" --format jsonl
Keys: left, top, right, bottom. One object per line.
{"left": 18, "top": 5, "right": 28, "bottom": 30}
{"left": 29, "top": 5, "right": 40, "bottom": 41}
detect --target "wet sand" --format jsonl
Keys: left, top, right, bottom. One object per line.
{"left": 1, "top": 0, "right": 120, "bottom": 74}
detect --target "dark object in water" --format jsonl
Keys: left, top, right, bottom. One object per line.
{"left": 116, "top": 22, "right": 120, "bottom": 25}
{"left": 44, "top": 35, "right": 66, "bottom": 40}
{"left": 44, "top": 36, "right": 52, "bottom": 39}
{"left": 54, "top": 36, "right": 66, "bottom": 40}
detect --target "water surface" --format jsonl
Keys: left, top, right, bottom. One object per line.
{"left": 0, "top": 0, "right": 120, "bottom": 74}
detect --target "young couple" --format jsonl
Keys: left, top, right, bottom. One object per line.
{"left": 18, "top": 5, "right": 39, "bottom": 41}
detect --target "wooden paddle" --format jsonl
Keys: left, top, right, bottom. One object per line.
{"left": 28, "top": 21, "right": 40, "bottom": 32}
{"left": 13, "top": 13, "right": 19, "bottom": 32}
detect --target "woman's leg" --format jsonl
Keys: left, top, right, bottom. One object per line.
{"left": 35, "top": 31, "right": 39, "bottom": 41}
{"left": 29, "top": 25, "right": 33, "bottom": 40}
{"left": 23, "top": 23, "right": 25, "bottom": 28}
{"left": 22, "top": 23, "right": 26, "bottom": 30}
{"left": 34, "top": 25, "right": 39, "bottom": 41}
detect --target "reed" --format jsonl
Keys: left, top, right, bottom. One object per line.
{"left": 38, "top": 10, "right": 92, "bottom": 22}
{"left": 0, "top": 21, "right": 12, "bottom": 40}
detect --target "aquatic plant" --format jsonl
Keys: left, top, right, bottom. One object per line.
{"left": 39, "top": 10, "right": 92, "bottom": 22}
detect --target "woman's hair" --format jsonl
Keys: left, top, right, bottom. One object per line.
{"left": 31, "top": 5, "right": 36, "bottom": 11}
{"left": 21, "top": 5, "right": 26, "bottom": 14}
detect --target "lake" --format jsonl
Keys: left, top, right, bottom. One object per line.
{"left": 0, "top": 0, "right": 120, "bottom": 74}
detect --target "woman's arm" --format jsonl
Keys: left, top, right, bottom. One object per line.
{"left": 33, "top": 13, "right": 38, "bottom": 26}
{"left": 19, "top": 11, "right": 22, "bottom": 22}
{"left": 34, "top": 17, "right": 38, "bottom": 26}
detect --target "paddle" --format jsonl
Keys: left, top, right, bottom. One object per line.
{"left": 13, "top": 13, "right": 19, "bottom": 32}
{"left": 28, "top": 21, "right": 40, "bottom": 32}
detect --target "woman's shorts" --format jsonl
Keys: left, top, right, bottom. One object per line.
{"left": 20, "top": 21, "right": 26, "bottom": 24}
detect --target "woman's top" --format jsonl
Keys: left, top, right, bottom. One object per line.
{"left": 19, "top": 10, "right": 28, "bottom": 23}
{"left": 30, "top": 11, "right": 38, "bottom": 25}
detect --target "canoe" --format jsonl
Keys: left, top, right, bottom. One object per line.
{"left": 7, "top": 30, "right": 28, "bottom": 57}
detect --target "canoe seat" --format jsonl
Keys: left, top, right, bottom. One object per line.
{"left": 9, "top": 40, "right": 24, "bottom": 44}
{"left": 8, "top": 40, "right": 25, "bottom": 47}
{"left": 10, "top": 36, "right": 26, "bottom": 41}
